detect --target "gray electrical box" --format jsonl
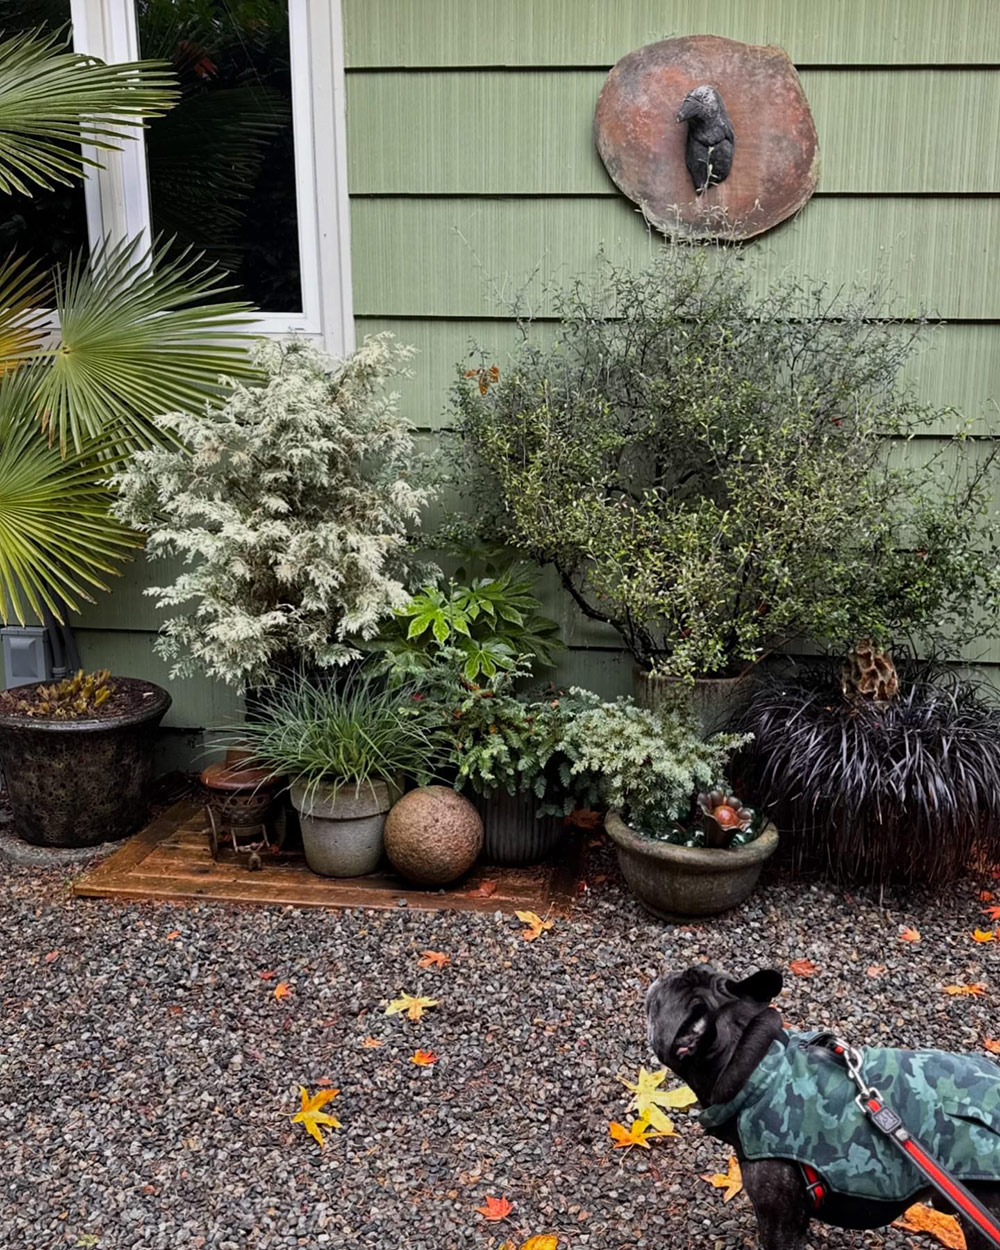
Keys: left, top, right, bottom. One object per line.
{"left": 2, "top": 626, "right": 54, "bottom": 689}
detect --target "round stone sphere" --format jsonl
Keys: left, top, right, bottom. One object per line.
{"left": 384, "top": 786, "right": 483, "bottom": 886}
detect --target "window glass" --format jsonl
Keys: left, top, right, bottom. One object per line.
{"left": 0, "top": 0, "right": 90, "bottom": 288}
{"left": 136, "top": 0, "right": 302, "bottom": 312}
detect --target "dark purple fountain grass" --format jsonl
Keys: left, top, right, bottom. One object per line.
{"left": 738, "top": 666, "right": 1000, "bottom": 888}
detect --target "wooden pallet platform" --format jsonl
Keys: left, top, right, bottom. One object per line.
{"left": 73, "top": 799, "right": 583, "bottom": 915}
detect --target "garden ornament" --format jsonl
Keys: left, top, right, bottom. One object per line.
{"left": 645, "top": 965, "right": 1000, "bottom": 1249}
{"left": 676, "top": 84, "right": 735, "bottom": 192}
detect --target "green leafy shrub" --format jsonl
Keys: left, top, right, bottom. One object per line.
{"left": 372, "top": 565, "right": 562, "bottom": 683}
{"left": 114, "top": 335, "right": 432, "bottom": 690}
{"left": 448, "top": 246, "right": 1000, "bottom": 681}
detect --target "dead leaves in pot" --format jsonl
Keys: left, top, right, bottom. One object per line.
{"left": 386, "top": 992, "right": 438, "bottom": 1021}
{"left": 291, "top": 1086, "right": 341, "bottom": 1148}
{"left": 516, "top": 910, "right": 554, "bottom": 942}
{"left": 701, "top": 1156, "right": 743, "bottom": 1203}
{"left": 893, "top": 1202, "right": 965, "bottom": 1249}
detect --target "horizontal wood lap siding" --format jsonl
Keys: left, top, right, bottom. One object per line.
{"left": 343, "top": 0, "right": 1000, "bottom": 672}
{"left": 342, "top": 0, "right": 1000, "bottom": 66}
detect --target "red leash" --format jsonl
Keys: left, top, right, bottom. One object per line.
{"left": 829, "top": 1038, "right": 1000, "bottom": 1248}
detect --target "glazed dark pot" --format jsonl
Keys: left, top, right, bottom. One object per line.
{"left": 475, "top": 788, "right": 563, "bottom": 866}
{"left": 0, "top": 677, "right": 171, "bottom": 847}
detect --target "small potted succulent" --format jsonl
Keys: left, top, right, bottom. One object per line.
{"left": 0, "top": 669, "right": 171, "bottom": 848}
{"left": 220, "top": 672, "right": 444, "bottom": 877}
{"left": 557, "top": 696, "right": 777, "bottom": 918}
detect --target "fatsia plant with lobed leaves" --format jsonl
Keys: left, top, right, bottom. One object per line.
{"left": 0, "top": 26, "right": 260, "bottom": 624}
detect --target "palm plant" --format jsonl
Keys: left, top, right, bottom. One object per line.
{"left": 0, "top": 26, "right": 260, "bottom": 624}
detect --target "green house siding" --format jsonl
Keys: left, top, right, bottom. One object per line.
{"left": 344, "top": 0, "right": 1000, "bottom": 681}
{"left": 24, "top": 0, "right": 999, "bottom": 746}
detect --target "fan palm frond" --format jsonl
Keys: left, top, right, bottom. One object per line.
{"left": 0, "top": 26, "right": 177, "bottom": 195}
{"left": 28, "top": 237, "right": 260, "bottom": 454}
{"left": 0, "top": 251, "right": 48, "bottom": 371}
{"left": 0, "top": 368, "right": 139, "bottom": 624}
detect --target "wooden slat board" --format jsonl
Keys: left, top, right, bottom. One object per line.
{"left": 73, "top": 800, "right": 584, "bottom": 916}
{"left": 347, "top": 70, "right": 1000, "bottom": 196}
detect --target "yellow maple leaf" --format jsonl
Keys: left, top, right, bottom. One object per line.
{"left": 386, "top": 992, "right": 438, "bottom": 1021}
{"left": 291, "top": 1086, "right": 341, "bottom": 1148}
{"left": 608, "top": 1110, "right": 672, "bottom": 1149}
{"left": 521, "top": 1238, "right": 559, "bottom": 1250}
{"left": 899, "top": 926, "right": 921, "bottom": 943}
{"left": 515, "top": 910, "right": 554, "bottom": 942}
{"left": 972, "top": 928, "right": 997, "bottom": 943}
{"left": 943, "top": 983, "right": 986, "bottom": 997}
{"left": 702, "top": 1155, "right": 743, "bottom": 1202}
{"left": 618, "top": 1065, "right": 696, "bottom": 1133}
{"left": 892, "top": 1202, "right": 965, "bottom": 1249}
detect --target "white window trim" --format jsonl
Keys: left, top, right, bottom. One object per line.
{"left": 68, "top": 0, "right": 354, "bottom": 354}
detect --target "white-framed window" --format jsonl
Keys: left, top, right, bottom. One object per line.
{"left": 67, "top": 0, "right": 354, "bottom": 354}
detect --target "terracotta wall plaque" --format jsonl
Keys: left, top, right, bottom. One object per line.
{"left": 595, "top": 34, "right": 820, "bottom": 241}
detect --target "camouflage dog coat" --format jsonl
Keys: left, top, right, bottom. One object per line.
{"left": 700, "top": 1031, "right": 1000, "bottom": 1202}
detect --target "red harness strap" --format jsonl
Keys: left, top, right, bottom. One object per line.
{"left": 800, "top": 1163, "right": 826, "bottom": 1210}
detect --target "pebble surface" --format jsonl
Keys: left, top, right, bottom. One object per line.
{"left": 1, "top": 841, "right": 998, "bottom": 1250}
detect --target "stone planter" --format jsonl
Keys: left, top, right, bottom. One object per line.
{"left": 0, "top": 677, "right": 171, "bottom": 848}
{"left": 633, "top": 666, "right": 753, "bottom": 736}
{"left": 605, "top": 810, "right": 778, "bottom": 919}
{"left": 476, "top": 788, "right": 563, "bottom": 866}
{"left": 290, "top": 779, "right": 393, "bottom": 877}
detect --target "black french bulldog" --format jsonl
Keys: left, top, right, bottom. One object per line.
{"left": 645, "top": 965, "right": 1000, "bottom": 1250}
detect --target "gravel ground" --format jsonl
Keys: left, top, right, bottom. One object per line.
{"left": 1, "top": 838, "right": 998, "bottom": 1250}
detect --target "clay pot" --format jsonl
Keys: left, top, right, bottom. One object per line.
{"left": 0, "top": 677, "right": 171, "bottom": 847}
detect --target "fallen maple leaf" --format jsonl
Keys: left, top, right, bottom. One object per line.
{"left": 291, "top": 1086, "right": 341, "bottom": 1147}
{"left": 476, "top": 880, "right": 498, "bottom": 898}
{"left": 411, "top": 1050, "right": 438, "bottom": 1066}
{"left": 386, "top": 992, "right": 438, "bottom": 1021}
{"left": 521, "top": 1238, "right": 558, "bottom": 1250}
{"left": 43, "top": 951, "right": 59, "bottom": 964}
{"left": 866, "top": 964, "right": 887, "bottom": 978}
{"left": 516, "top": 910, "right": 554, "bottom": 942}
{"left": 608, "top": 1112, "right": 668, "bottom": 1149}
{"left": 702, "top": 1155, "right": 743, "bottom": 1202}
{"left": 972, "top": 927, "right": 997, "bottom": 943}
{"left": 979, "top": 890, "right": 995, "bottom": 903}
{"left": 417, "top": 950, "right": 450, "bottom": 970}
{"left": 983, "top": 905, "right": 1000, "bottom": 921}
{"left": 899, "top": 926, "right": 921, "bottom": 943}
{"left": 258, "top": 970, "right": 277, "bottom": 981}
{"left": 893, "top": 1201, "right": 965, "bottom": 1249}
{"left": 165, "top": 930, "right": 180, "bottom": 941}
{"left": 361, "top": 1036, "right": 383, "bottom": 1049}
{"left": 274, "top": 983, "right": 292, "bottom": 1001}
{"left": 942, "top": 984, "right": 987, "bottom": 997}
{"left": 789, "top": 958, "right": 818, "bottom": 977}
{"left": 985, "top": 1039, "right": 1000, "bottom": 1055}
{"left": 618, "top": 1066, "right": 694, "bottom": 1132}
{"left": 475, "top": 1196, "right": 513, "bottom": 1221}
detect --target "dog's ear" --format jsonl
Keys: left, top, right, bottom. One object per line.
{"left": 728, "top": 968, "right": 783, "bottom": 1003}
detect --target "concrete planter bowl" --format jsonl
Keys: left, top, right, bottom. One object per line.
{"left": 0, "top": 677, "right": 171, "bottom": 848}
{"left": 290, "top": 779, "right": 393, "bottom": 877}
{"left": 605, "top": 810, "right": 779, "bottom": 919}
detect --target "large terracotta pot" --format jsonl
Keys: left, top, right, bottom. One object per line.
{"left": 0, "top": 677, "right": 171, "bottom": 848}
{"left": 606, "top": 810, "right": 778, "bottom": 919}
{"left": 633, "top": 666, "right": 753, "bottom": 736}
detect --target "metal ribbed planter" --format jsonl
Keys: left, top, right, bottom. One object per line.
{"left": 476, "top": 789, "right": 564, "bottom": 866}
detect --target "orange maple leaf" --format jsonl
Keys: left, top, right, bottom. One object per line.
{"left": 979, "top": 890, "right": 995, "bottom": 903}
{"left": 258, "top": 970, "right": 277, "bottom": 980}
{"left": 274, "top": 983, "right": 292, "bottom": 1001}
{"left": 982, "top": 905, "right": 1000, "bottom": 921}
{"left": 789, "top": 958, "right": 818, "bottom": 977}
{"left": 892, "top": 1202, "right": 965, "bottom": 1249}
{"left": 520, "top": 1238, "right": 558, "bottom": 1250}
{"left": 899, "top": 926, "right": 921, "bottom": 943}
{"left": 411, "top": 1050, "right": 438, "bottom": 1066}
{"left": 43, "top": 951, "right": 59, "bottom": 964}
{"left": 476, "top": 880, "right": 498, "bottom": 898}
{"left": 701, "top": 1155, "right": 743, "bottom": 1203}
{"left": 165, "top": 930, "right": 180, "bottom": 940}
{"left": 943, "top": 984, "right": 987, "bottom": 997}
{"left": 866, "top": 965, "right": 886, "bottom": 978}
{"left": 516, "top": 910, "right": 554, "bottom": 942}
{"left": 417, "top": 950, "right": 450, "bottom": 970}
{"left": 475, "top": 1196, "right": 513, "bottom": 1221}
{"left": 971, "top": 928, "right": 997, "bottom": 943}
{"left": 361, "top": 1036, "right": 383, "bottom": 1049}
{"left": 985, "top": 1039, "right": 1000, "bottom": 1055}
